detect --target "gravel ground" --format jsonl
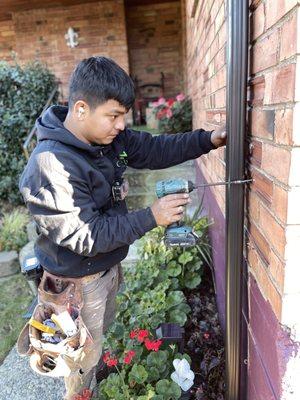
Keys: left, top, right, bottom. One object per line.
{"left": 0, "top": 346, "right": 64, "bottom": 400}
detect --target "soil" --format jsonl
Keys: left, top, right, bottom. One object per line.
{"left": 184, "top": 264, "right": 226, "bottom": 400}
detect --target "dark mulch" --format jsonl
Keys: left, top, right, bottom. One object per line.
{"left": 184, "top": 264, "right": 225, "bottom": 400}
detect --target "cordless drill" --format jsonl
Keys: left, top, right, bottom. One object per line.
{"left": 155, "top": 178, "right": 198, "bottom": 247}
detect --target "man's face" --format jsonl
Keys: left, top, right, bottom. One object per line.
{"left": 81, "top": 99, "right": 127, "bottom": 145}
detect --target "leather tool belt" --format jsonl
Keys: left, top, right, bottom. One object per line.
{"left": 17, "top": 270, "right": 94, "bottom": 378}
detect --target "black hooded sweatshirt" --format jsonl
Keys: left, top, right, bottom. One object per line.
{"left": 19, "top": 105, "right": 215, "bottom": 277}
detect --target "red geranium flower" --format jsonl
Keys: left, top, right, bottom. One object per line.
{"left": 130, "top": 329, "right": 138, "bottom": 339}
{"left": 103, "top": 351, "right": 118, "bottom": 367}
{"left": 152, "top": 339, "right": 162, "bottom": 351}
{"left": 107, "top": 358, "right": 118, "bottom": 367}
{"left": 123, "top": 349, "right": 136, "bottom": 364}
{"left": 82, "top": 388, "right": 92, "bottom": 399}
{"left": 72, "top": 389, "right": 92, "bottom": 400}
{"left": 167, "top": 98, "right": 175, "bottom": 107}
{"left": 102, "top": 351, "right": 111, "bottom": 363}
{"left": 144, "top": 338, "right": 162, "bottom": 352}
{"left": 137, "top": 329, "right": 149, "bottom": 342}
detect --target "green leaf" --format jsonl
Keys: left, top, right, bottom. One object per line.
{"left": 174, "top": 352, "right": 192, "bottom": 364}
{"left": 168, "top": 309, "right": 188, "bottom": 326}
{"left": 99, "top": 373, "right": 126, "bottom": 398}
{"left": 184, "top": 272, "right": 202, "bottom": 289}
{"left": 188, "top": 260, "right": 203, "bottom": 271}
{"left": 155, "top": 380, "right": 181, "bottom": 399}
{"left": 165, "top": 291, "right": 185, "bottom": 309}
{"left": 110, "top": 322, "right": 125, "bottom": 340}
{"left": 178, "top": 251, "right": 194, "bottom": 266}
{"left": 168, "top": 278, "right": 179, "bottom": 291}
{"left": 147, "top": 350, "right": 169, "bottom": 370}
{"left": 176, "top": 302, "right": 191, "bottom": 314}
{"left": 128, "top": 364, "right": 148, "bottom": 384}
{"left": 149, "top": 313, "right": 165, "bottom": 329}
{"left": 147, "top": 366, "right": 161, "bottom": 382}
{"left": 166, "top": 261, "right": 182, "bottom": 277}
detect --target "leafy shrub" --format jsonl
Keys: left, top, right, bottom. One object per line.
{"left": 0, "top": 60, "right": 58, "bottom": 204}
{"left": 152, "top": 94, "right": 193, "bottom": 134}
{"left": 0, "top": 209, "right": 29, "bottom": 252}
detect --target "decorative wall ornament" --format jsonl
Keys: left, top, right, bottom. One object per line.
{"left": 65, "top": 27, "right": 78, "bottom": 48}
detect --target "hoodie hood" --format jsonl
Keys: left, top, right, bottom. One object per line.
{"left": 36, "top": 105, "right": 108, "bottom": 156}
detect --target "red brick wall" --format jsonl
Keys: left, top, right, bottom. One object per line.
{"left": 184, "top": 0, "right": 226, "bottom": 214}
{"left": 248, "top": 0, "right": 298, "bottom": 320}
{"left": 184, "top": 0, "right": 299, "bottom": 325}
{"left": 1, "top": 0, "right": 129, "bottom": 100}
{"left": 126, "top": 1, "right": 183, "bottom": 98}
{"left": 184, "top": 0, "right": 300, "bottom": 397}
{"left": 0, "top": 19, "right": 15, "bottom": 59}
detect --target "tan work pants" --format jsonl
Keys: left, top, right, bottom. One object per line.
{"left": 63, "top": 263, "right": 122, "bottom": 400}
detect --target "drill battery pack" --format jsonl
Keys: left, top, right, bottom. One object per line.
{"left": 21, "top": 256, "right": 43, "bottom": 281}
{"left": 164, "top": 226, "right": 198, "bottom": 247}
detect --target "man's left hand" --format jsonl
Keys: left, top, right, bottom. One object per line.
{"left": 210, "top": 125, "right": 227, "bottom": 148}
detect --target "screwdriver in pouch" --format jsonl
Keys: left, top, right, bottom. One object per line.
{"left": 29, "top": 318, "right": 57, "bottom": 335}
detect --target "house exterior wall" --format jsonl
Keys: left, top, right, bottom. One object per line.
{"left": 126, "top": 1, "right": 183, "bottom": 98}
{"left": 0, "top": 0, "right": 129, "bottom": 100}
{"left": 183, "top": 0, "right": 227, "bottom": 322}
{"left": 248, "top": 2, "right": 300, "bottom": 398}
{"left": 0, "top": 19, "right": 15, "bottom": 59}
{"left": 183, "top": 0, "right": 300, "bottom": 399}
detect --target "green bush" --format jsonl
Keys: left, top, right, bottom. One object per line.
{"left": 0, "top": 209, "right": 29, "bottom": 252}
{"left": 0, "top": 60, "right": 58, "bottom": 204}
{"left": 152, "top": 94, "right": 193, "bottom": 134}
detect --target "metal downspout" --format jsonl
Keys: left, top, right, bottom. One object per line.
{"left": 225, "top": 1, "right": 249, "bottom": 399}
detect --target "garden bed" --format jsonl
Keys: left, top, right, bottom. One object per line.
{"left": 184, "top": 264, "right": 225, "bottom": 399}
{"left": 94, "top": 212, "right": 225, "bottom": 400}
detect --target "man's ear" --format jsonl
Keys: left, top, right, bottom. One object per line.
{"left": 74, "top": 101, "right": 89, "bottom": 120}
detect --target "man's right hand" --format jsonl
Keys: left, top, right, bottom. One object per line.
{"left": 150, "top": 193, "right": 191, "bottom": 227}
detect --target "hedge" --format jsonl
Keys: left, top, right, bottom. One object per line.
{"left": 0, "top": 61, "right": 58, "bottom": 205}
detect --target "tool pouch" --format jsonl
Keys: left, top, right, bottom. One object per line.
{"left": 17, "top": 271, "right": 94, "bottom": 377}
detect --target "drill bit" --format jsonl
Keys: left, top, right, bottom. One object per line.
{"left": 193, "top": 178, "right": 253, "bottom": 189}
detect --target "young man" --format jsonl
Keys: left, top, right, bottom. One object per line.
{"left": 19, "top": 56, "right": 226, "bottom": 399}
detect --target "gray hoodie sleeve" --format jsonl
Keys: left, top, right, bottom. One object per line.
{"left": 20, "top": 162, "right": 157, "bottom": 257}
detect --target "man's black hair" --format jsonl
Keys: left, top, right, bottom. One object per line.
{"left": 68, "top": 56, "right": 135, "bottom": 110}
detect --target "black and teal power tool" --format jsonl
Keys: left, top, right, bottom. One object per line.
{"left": 156, "top": 178, "right": 199, "bottom": 247}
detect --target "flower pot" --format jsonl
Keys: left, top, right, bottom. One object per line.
{"left": 156, "top": 322, "right": 184, "bottom": 352}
